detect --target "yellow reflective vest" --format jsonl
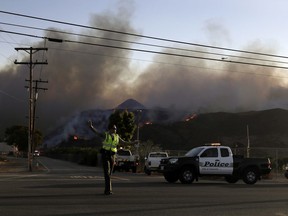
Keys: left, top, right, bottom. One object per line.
{"left": 102, "top": 132, "right": 119, "bottom": 153}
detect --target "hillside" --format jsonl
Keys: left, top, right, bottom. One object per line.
{"left": 43, "top": 97, "right": 288, "bottom": 151}
{"left": 139, "top": 108, "right": 288, "bottom": 150}
{"left": 43, "top": 99, "right": 189, "bottom": 148}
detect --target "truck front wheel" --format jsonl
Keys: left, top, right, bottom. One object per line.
{"left": 242, "top": 168, "right": 259, "bottom": 184}
{"left": 179, "top": 167, "right": 195, "bottom": 184}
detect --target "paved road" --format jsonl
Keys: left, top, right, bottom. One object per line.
{"left": 0, "top": 157, "right": 287, "bottom": 216}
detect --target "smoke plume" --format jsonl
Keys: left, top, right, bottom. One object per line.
{"left": 1, "top": 6, "right": 288, "bottom": 137}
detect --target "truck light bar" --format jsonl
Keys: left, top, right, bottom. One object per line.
{"left": 205, "top": 143, "right": 221, "bottom": 146}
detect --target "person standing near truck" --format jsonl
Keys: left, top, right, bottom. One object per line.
{"left": 88, "top": 121, "right": 138, "bottom": 195}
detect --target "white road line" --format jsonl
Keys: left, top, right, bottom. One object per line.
{"left": 111, "top": 176, "right": 129, "bottom": 181}
{"left": 70, "top": 176, "right": 103, "bottom": 179}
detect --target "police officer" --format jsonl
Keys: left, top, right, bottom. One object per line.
{"left": 88, "top": 121, "right": 138, "bottom": 195}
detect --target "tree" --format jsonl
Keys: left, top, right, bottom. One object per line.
{"left": 5, "top": 125, "right": 28, "bottom": 151}
{"left": 109, "top": 110, "right": 137, "bottom": 141}
{"left": 5, "top": 125, "right": 43, "bottom": 151}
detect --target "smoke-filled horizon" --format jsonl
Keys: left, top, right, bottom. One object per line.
{"left": 1, "top": 7, "right": 288, "bottom": 136}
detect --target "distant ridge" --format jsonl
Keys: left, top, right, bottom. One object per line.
{"left": 115, "top": 98, "right": 146, "bottom": 110}
{"left": 43, "top": 105, "right": 288, "bottom": 150}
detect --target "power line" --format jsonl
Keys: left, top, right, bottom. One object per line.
{"left": 2, "top": 29, "right": 288, "bottom": 70}
{"left": 0, "top": 29, "right": 44, "bottom": 40}
{"left": 66, "top": 39, "right": 288, "bottom": 70}
{"left": 1, "top": 10, "right": 288, "bottom": 71}
{"left": 1, "top": 21, "right": 288, "bottom": 66}
{"left": 0, "top": 89, "right": 25, "bottom": 102}
{"left": 0, "top": 35, "right": 286, "bottom": 80}
{"left": 1, "top": 10, "right": 288, "bottom": 60}
{"left": 38, "top": 46, "right": 288, "bottom": 79}
{"left": 3, "top": 35, "right": 284, "bottom": 80}
{"left": 0, "top": 27, "right": 16, "bottom": 49}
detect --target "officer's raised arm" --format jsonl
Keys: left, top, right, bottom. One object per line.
{"left": 88, "top": 120, "right": 102, "bottom": 136}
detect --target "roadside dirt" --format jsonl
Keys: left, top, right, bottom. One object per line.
{"left": 0, "top": 156, "right": 45, "bottom": 173}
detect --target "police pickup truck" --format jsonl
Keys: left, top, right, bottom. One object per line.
{"left": 159, "top": 144, "right": 271, "bottom": 185}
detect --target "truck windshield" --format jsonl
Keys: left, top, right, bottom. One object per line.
{"left": 185, "top": 147, "right": 204, "bottom": 157}
{"left": 117, "top": 150, "right": 131, "bottom": 156}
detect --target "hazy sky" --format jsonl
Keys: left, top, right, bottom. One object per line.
{"left": 2, "top": 0, "right": 288, "bottom": 72}
{"left": 1, "top": 0, "right": 288, "bottom": 135}
{"left": 2, "top": 0, "right": 288, "bottom": 65}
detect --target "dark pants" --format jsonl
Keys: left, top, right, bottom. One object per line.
{"left": 101, "top": 150, "right": 115, "bottom": 193}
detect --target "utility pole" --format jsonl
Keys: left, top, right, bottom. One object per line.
{"left": 32, "top": 79, "right": 48, "bottom": 153}
{"left": 14, "top": 47, "right": 48, "bottom": 171}
{"left": 136, "top": 109, "right": 142, "bottom": 156}
{"left": 247, "top": 124, "right": 250, "bottom": 158}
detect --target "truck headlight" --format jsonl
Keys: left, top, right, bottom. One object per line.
{"left": 169, "top": 158, "right": 178, "bottom": 164}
